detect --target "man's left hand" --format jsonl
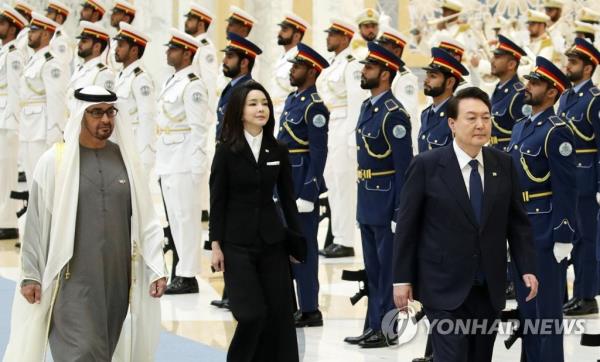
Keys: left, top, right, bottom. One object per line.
{"left": 522, "top": 274, "right": 538, "bottom": 302}
{"left": 150, "top": 277, "right": 167, "bottom": 298}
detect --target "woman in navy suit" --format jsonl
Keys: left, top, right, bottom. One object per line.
{"left": 209, "top": 81, "right": 303, "bottom": 362}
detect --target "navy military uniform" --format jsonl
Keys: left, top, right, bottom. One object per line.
{"left": 418, "top": 47, "right": 469, "bottom": 153}
{"left": 277, "top": 43, "right": 330, "bottom": 318}
{"left": 508, "top": 57, "right": 577, "bottom": 362}
{"left": 216, "top": 33, "right": 261, "bottom": 140}
{"left": 490, "top": 35, "right": 529, "bottom": 151}
{"left": 356, "top": 43, "right": 413, "bottom": 345}
{"left": 558, "top": 39, "right": 600, "bottom": 312}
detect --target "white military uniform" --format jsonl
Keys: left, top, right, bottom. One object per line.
{"left": 114, "top": 59, "right": 157, "bottom": 172}
{"left": 527, "top": 33, "right": 556, "bottom": 62}
{"left": 391, "top": 69, "right": 419, "bottom": 152}
{"left": 193, "top": 32, "right": 218, "bottom": 212}
{"left": 19, "top": 46, "right": 68, "bottom": 188}
{"left": 271, "top": 46, "right": 297, "bottom": 123}
{"left": 0, "top": 40, "right": 24, "bottom": 229}
{"left": 155, "top": 65, "right": 208, "bottom": 277}
{"left": 49, "top": 27, "right": 74, "bottom": 70}
{"left": 317, "top": 46, "right": 368, "bottom": 247}
{"left": 67, "top": 56, "right": 115, "bottom": 114}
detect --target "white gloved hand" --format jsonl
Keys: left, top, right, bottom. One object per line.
{"left": 391, "top": 221, "right": 397, "bottom": 233}
{"left": 553, "top": 243, "right": 573, "bottom": 264}
{"left": 296, "top": 198, "right": 315, "bottom": 213}
{"left": 596, "top": 192, "right": 600, "bottom": 206}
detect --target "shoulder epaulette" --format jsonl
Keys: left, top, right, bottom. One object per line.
{"left": 200, "top": 38, "right": 209, "bottom": 45}
{"left": 399, "top": 69, "right": 409, "bottom": 76}
{"left": 310, "top": 93, "right": 322, "bottom": 103}
{"left": 549, "top": 115, "right": 566, "bottom": 126}
{"left": 513, "top": 82, "right": 525, "bottom": 92}
{"left": 56, "top": 30, "right": 62, "bottom": 36}
{"left": 97, "top": 63, "right": 107, "bottom": 71}
{"left": 44, "top": 52, "right": 53, "bottom": 61}
{"left": 590, "top": 86, "right": 600, "bottom": 97}
{"left": 385, "top": 99, "right": 399, "bottom": 112}
{"left": 8, "top": 44, "right": 16, "bottom": 52}
{"left": 421, "top": 105, "right": 432, "bottom": 114}
{"left": 346, "top": 54, "right": 355, "bottom": 62}
{"left": 133, "top": 67, "right": 143, "bottom": 76}
{"left": 458, "top": 24, "right": 471, "bottom": 33}
{"left": 540, "top": 37, "right": 553, "bottom": 49}
{"left": 188, "top": 73, "right": 199, "bottom": 81}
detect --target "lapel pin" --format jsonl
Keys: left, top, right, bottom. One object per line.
{"left": 119, "top": 179, "right": 126, "bottom": 184}
{"left": 265, "top": 149, "right": 270, "bottom": 153}
{"left": 492, "top": 172, "right": 497, "bottom": 177}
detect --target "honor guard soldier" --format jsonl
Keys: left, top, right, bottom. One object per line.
{"left": 19, "top": 12, "right": 68, "bottom": 189}
{"left": 437, "top": 37, "right": 476, "bottom": 90}
{"left": 352, "top": 8, "right": 379, "bottom": 61}
{"left": 0, "top": 6, "right": 27, "bottom": 240}
{"left": 79, "top": 0, "right": 105, "bottom": 23}
{"left": 426, "top": 0, "right": 471, "bottom": 51}
{"left": 489, "top": 35, "right": 528, "bottom": 151}
{"left": 272, "top": 12, "right": 309, "bottom": 122}
{"left": 216, "top": 33, "right": 261, "bottom": 140}
{"left": 418, "top": 47, "right": 468, "bottom": 153}
{"left": 353, "top": 42, "right": 413, "bottom": 348}
{"left": 525, "top": 10, "right": 556, "bottom": 62}
{"left": 543, "top": 0, "right": 568, "bottom": 59}
{"left": 46, "top": 1, "right": 74, "bottom": 68}
{"left": 68, "top": 21, "right": 115, "bottom": 113}
{"left": 508, "top": 56, "right": 577, "bottom": 362}
{"left": 377, "top": 26, "right": 419, "bottom": 143}
{"left": 217, "top": 6, "right": 258, "bottom": 94}
{"left": 318, "top": 18, "right": 369, "bottom": 258}
{"left": 108, "top": 1, "right": 136, "bottom": 71}
{"left": 113, "top": 22, "right": 157, "bottom": 174}
{"left": 277, "top": 43, "right": 329, "bottom": 328}
{"left": 14, "top": 1, "right": 33, "bottom": 59}
{"left": 558, "top": 38, "right": 600, "bottom": 317}
{"left": 157, "top": 29, "right": 209, "bottom": 294}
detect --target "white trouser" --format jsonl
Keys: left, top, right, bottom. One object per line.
{"left": 323, "top": 117, "right": 357, "bottom": 248}
{"left": 0, "top": 130, "right": 19, "bottom": 228}
{"left": 160, "top": 172, "right": 203, "bottom": 277}
{"left": 20, "top": 140, "right": 49, "bottom": 190}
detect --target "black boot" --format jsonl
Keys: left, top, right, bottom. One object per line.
{"left": 165, "top": 277, "right": 199, "bottom": 294}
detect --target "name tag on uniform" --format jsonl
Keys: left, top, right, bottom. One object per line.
{"left": 267, "top": 161, "right": 280, "bottom": 166}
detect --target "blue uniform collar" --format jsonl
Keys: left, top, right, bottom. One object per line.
{"left": 530, "top": 106, "right": 555, "bottom": 124}
{"left": 294, "top": 85, "right": 317, "bottom": 99}
{"left": 230, "top": 73, "right": 251, "bottom": 87}
{"left": 370, "top": 90, "right": 391, "bottom": 106}
{"left": 432, "top": 96, "right": 451, "bottom": 113}
{"left": 571, "top": 79, "right": 592, "bottom": 94}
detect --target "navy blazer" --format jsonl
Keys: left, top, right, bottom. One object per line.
{"left": 392, "top": 145, "right": 536, "bottom": 311}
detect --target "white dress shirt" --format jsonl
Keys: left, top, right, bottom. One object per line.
{"left": 452, "top": 140, "right": 485, "bottom": 197}
{"left": 394, "top": 141, "right": 485, "bottom": 287}
{"left": 244, "top": 129, "right": 263, "bottom": 162}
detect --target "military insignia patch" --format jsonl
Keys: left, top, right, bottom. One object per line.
{"left": 522, "top": 105, "right": 532, "bottom": 116}
{"left": 354, "top": 70, "right": 361, "bottom": 81}
{"left": 405, "top": 84, "right": 415, "bottom": 95}
{"left": 11, "top": 60, "right": 20, "bottom": 71}
{"left": 393, "top": 125, "right": 407, "bottom": 139}
{"left": 206, "top": 54, "right": 214, "bottom": 63}
{"left": 140, "top": 85, "right": 151, "bottom": 96}
{"left": 192, "top": 92, "right": 202, "bottom": 103}
{"left": 51, "top": 68, "right": 61, "bottom": 78}
{"left": 312, "top": 114, "right": 326, "bottom": 128}
{"left": 58, "top": 45, "right": 66, "bottom": 53}
{"left": 104, "top": 80, "right": 114, "bottom": 90}
{"left": 559, "top": 142, "right": 573, "bottom": 157}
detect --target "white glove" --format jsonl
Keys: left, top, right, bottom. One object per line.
{"left": 391, "top": 221, "right": 397, "bottom": 233}
{"left": 553, "top": 243, "right": 573, "bottom": 264}
{"left": 596, "top": 192, "right": 600, "bottom": 206}
{"left": 296, "top": 198, "right": 315, "bottom": 213}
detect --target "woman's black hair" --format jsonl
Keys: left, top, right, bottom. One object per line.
{"left": 220, "top": 80, "right": 276, "bottom": 152}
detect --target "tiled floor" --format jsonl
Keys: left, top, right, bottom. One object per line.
{"left": 1, "top": 181, "right": 599, "bottom": 361}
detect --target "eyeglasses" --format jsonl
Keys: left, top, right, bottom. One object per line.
{"left": 85, "top": 107, "right": 119, "bottom": 119}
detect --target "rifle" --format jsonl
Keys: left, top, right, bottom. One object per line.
{"left": 341, "top": 269, "right": 368, "bottom": 305}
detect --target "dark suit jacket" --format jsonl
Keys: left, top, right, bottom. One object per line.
{"left": 209, "top": 135, "right": 302, "bottom": 246}
{"left": 392, "top": 145, "right": 536, "bottom": 311}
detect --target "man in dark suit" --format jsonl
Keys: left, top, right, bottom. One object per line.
{"left": 393, "top": 87, "right": 538, "bottom": 362}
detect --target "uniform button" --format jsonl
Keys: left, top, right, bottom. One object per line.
{"left": 300, "top": 96, "right": 305, "bottom": 101}
{"left": 367, "top": 133, "right": 371, "bottom": 136}
{"left": 526, "top": 150, "right": 530, "bottom": 154}
{"left": 536, "top": 208, "right": 540, "bottom": 212}
{"left": 578, "top": 163, "right": 582, "bottom": 166}
{"left": 563, "top": 220, "right": 568, "bottom": 224}
{"left": 357, "top": 146, "right": 360, "bottom": 150}
{"left": 434, "top": 139, "right": 438, "bottom": 142}
{"left": 562, "top": 112, "right": 566, "bottom": 117}
{"left": 279, "top": 127, "right": 283, "bottom": 131}
{"left": 514, "top": 145, "right": 519, "bottom": 150}
{"left": 376, "top": 185, "right": 380, "bottom": 189}
{"left": 284, "top": 112, "right": 288, "bottom": 115}
{"left": 421, "top": 135, "right": 426, "bottom": 140}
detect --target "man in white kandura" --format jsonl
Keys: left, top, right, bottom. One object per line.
{"left": 3, "top": 85, "right": 167, "bottom": 362}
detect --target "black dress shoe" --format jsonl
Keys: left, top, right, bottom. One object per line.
{"left": 564, "top": 298, "right": 598, "bottom": 316}
{"left": 412, "top": 358, "right": 433, "bottom": 362}
{"left": 505, "top": 281, "right": 516, "bottom": 300}
{"left": 359, "top": 330, "right": 392, "bottom": 348}
{"left": 0, "top": 228, "right": 19, "bottom": 240}
{"left": 563, "top": 297, "right": 580, "bottom": 311}
{"left": 318, "top": 243, "right": 334, "bottom": 256}
{"left": 165, "top": 277, "right": 199, "bottom": 294}
{"left": 210, "top": 298, "right": 230, "bottom": 309}
{"left": 295, "top": 310, "right": 323, "bottom": 327}
{"left": 344, "top": 328, "right": 374, "bottom": 344}
{"left": 18, "top": 171, "right": 26, "bottom": 183}
{"left": 201, "top": 210, "right": 209, "bottom": 222}
{"left": 322, "top": 243, "right": 355, "bottom": 258}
